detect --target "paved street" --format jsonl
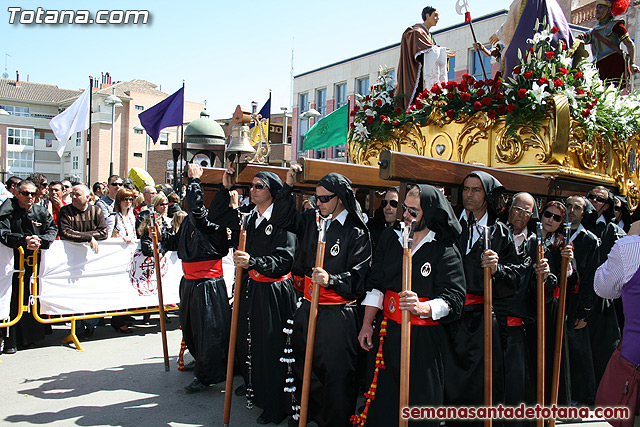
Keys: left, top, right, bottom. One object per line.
{"left": 1, "top": 313, "right": 613, "bottom": 427}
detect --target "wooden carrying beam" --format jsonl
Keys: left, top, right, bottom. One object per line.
{"left": 379, "top": 150, "right": 556, "bottom": 195}
{"left": 297, "top": 158, "right": 400, "bottom": 189}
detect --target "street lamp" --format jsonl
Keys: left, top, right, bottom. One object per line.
{"left": 299, "top": 108, "right": 322, "bottom": 158}
{"left": 133, "top": 125, "right": 150, "bottom": 170}
{"left": 104, "top": 89, "right": 122, "bottom": 177}
{"left": 280, "top": 106, "right": 289, "bottom": 145}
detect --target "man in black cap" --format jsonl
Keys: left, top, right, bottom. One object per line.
{"left": 444, "top": 171, "right": 520, "bottom": 422}
{"left": 272, "top": 164, "right": 372, "bottom": 427}
{"left": 357, "top": 184, "right": 465, "bottom": 426}
{"left": 216, "top": 168, "right": 297, "bottom": 425}
{"left": 163, "top": 163, "right": 234, "bottom": 393}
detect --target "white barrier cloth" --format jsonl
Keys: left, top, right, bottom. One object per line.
{"left": 38, "top": 240, "right": 182, "bottom": 315}
{"left": 0, "top": 245, "right": 13, "bottom": 320}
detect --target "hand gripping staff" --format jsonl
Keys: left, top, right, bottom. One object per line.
{"left": 549, "top": 218, "right": 572, "bottom": 427}
{"left": 148, "top": 206, "right": 170, "bottom": 372}
{"left": 399, "top": 220, "right": 416, "bottom": 427}
{"left": 455, "top": 0, "right": 488, "bottom": 80}
{"left": 223, "top": 212, "right": 252, "bottom": 427}
{"left": 483, "top": 226, "right": 493, "bottom": 427}
{"left": 536, "top": 223, "right": 545, "bottom": 427}
{"left": 299, "top": 211, "right": 331, "bottom": 427}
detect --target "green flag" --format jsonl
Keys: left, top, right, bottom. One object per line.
{"left": 302, "top": 104, "right": 349, "bottom": 151}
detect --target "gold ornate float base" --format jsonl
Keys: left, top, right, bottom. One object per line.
{"left": 349, "top": 95, "right": 640, "bottom": 209}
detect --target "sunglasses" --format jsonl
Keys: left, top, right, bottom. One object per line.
{"left": 380, "top": 199, "right": 398, "bottom": 209}
{"left": 614, "top": 205, "right": 623, "bottom": 212}
{"left": 315, "top": 193, "right": 336, "bottom": 204}
{"left": 401, "top": 203, "right": 419, "bottom": 218}
{"left": 159, "top": 202, "right": 169, "bottom": 206}
{"left": 542, "top": 210, "right": 563, "bottom": 222}
{"left": 587, "top": 194, "right": 608, "bottom": 204}
{"left": 123, "top": 197, "right": 134, "bottom": 202}
{"left": 40, "top": 182, "right": 48, "bottom": 188}
{"left": 110, "top": 182, "right": 123, "bottom": 187}
{"left": 20, "top": 190, "right": 37, "bottom": 197}
{"left": 250, "top": 183, "right": 267, "bottom": 190}
{"left": 63, "top": 185, "right": 71, "bottom": 189}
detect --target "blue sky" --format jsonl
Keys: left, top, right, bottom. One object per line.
{"left": 2, "top": 0, "right": 514, "bottom": 118}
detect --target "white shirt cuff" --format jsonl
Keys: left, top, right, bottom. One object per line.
{"left": 362, "top": 289, "right": 384, "bottom": 310}
{"left": 421, "top": 298, "right": 450, "bottom": 320}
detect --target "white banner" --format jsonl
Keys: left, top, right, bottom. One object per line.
{"left": 0, "top": 245, "right": 14, "bottom": 320}
{"left": 38, "top": 239, "right": 183, "bottom": 315}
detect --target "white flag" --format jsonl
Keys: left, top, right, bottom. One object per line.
{"left": 49, "top": 84, "right": 91, "bottom": 157}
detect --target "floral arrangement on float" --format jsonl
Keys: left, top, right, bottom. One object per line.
{"left": 349, "top": 20, "right": 640, "bottom": 150}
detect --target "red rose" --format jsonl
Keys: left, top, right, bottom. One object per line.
{"left": 353, "top": 105, "right": 360, "bottom": 112}
{"left": 518, "top": 88, "right": 528, "bottom": 98}
{"left": 577, "top": 88, "right": 585, "bottom": 95}
{"left": 482, "top": 96, "right": 491, "bottom": 106}
{"left": 586, "top": 102, "right": 594, "bottom": 109}
{"left": 524, "top": 71, "right": 533, "bottom": 79}
{"left": 513, "top": 66, "right": 522, "bottom": 74}
{"left": 558, "top": 67, "right": 568, "bottom": 75}
{"left": 395, "top": 107, "right": 402, "bottom": 114}
{"left": 582, "top": 109, "right": 591, "bottom": 118}
{"left": 393, "top": 120, "right": 399, "bottom": 126}
{"left": 462, "top": 73, "right": 471, "bottom": 81}
{"left": 431, "top": 86, "right": 442, "bottom": 95}
{"left": 529, "top": 47, "right": 534, "bottom": 53}
{"left": 414, "top": 100, "right": 424, "bottom": 109}
{"left": 366, "top": 116, "right": 374, "bottom": 123}
{"left": 477, "top": 88, "right": 486, "bottom": 96}
{"left": 554, "top": 78, "right": 564, "bottom": 87}
{"left": 507, "top": 104, "right": 516, "bottom": 113}
{"left": 487, "top": 110, "right": 497, "bottom": 119}
{"left": 447, "top": 92, "right": 455, "bottom": 100}
{"left": 389, "top": 91, "right": 394, "bottom": 97}
{"left": 545, "top": 52, "right": 554, "bottom": 59}
{"left": 473, "top": 101, "right": 482, "bottom": 111}
{"left": 550, "top": 26, "right": 559, "bottom": 34}
{"left": 587, "top": 91, "right": 592, "bottom": 97}
{"left": 350, "top": 110, "right": 356, "bottom": 116}
{"left": 446, "top": 110, "right": 455, "bottom": 118}
{"left": 593, "top": 97, "right": 599, "bottom": 104}
{"left": 461, "top": 92, "right": 471, "bottom": 101}
{"left": 487, "top": 79, "right": 494, "bottom": 86}
{"left": 380, "top": 115, "right": 389, "bottom": 123}
{"left": 498, "top": 104, "right": 507, "bottom": 114}
{"left": 376, "top": 99, "right": 383, "bottom": 106}
{"left": 474, "top": 80, "right": 484, "bottom": 89}
{"left": 538, "top": 78, "right": 548, "bottom": 85}
{"left": 496, "top": 92, "right": 504, "bottom": 100}
{"left": 350, "top": 122, "right": 355, "bottom": 128}
{"left": 458, "top": 82, "right": 469, "bottom": 92}
{"left": 574, "top": 72, "right": 584, "bottom": 79}
{"left": 446, "top": 81, "right": 457, "bottom": 91}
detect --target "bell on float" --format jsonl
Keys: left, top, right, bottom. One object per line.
{"left": 225, "top": 124, "right": 255, "bottom": 164}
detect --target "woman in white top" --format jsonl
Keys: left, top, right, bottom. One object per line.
{"left": 106, "top": 188, "right": 137, "bottom": 243}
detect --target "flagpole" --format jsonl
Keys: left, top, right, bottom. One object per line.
{"left": 88, "top": 76, "right": 93, "bottom": 184}
{"left": 180, "top": 81, "right": 186, "bottom": 188}
{"left": 267, "top": 91, "right": 272, "bottom": 144}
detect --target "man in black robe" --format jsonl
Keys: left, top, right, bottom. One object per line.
{"left": 0, "top": 180, "right": 57, "bottom": 354}
{"left": 444, "top": 171, "right": 520, "bottom": 424}
{"left": 272, "top": 164, "right": 372, "bottom": 427}
{"left": 163, "top": 163, "right": 234, "bottom": 393}
{"left": 357, "top": 184, "right": 465, "bottom": 426}
{"left": 564, "top": 195, "right": 604, "bottom": 405}
{"left": 216, "top": 169, "right": 297, "bottom": 425}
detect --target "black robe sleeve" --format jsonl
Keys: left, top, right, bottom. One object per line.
{"left": 247, "top": 227, "right": 296, "bottom": 278}
{"left": 325, "top": 222, "right": 372, "bottom": 301}
{"left": 271, "top": 184, "right": 307, "bottom": 236}
{"left": 433, "top": 244, "right": 466, "bottom": 324}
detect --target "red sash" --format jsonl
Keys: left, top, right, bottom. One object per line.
{"left": 382, "top": 290, "right": 440, "bottom": 326}
{"left": 303, "top": 276, "right": 355, "bottom": 305}
{"left": 465, "top": 293, "right": 485, "bottom": 305}
{"left": 182, "top": 259, "right": 223, "bottom": 280}
{"left": 293, "top": 275, "right": 305, "bottom": 292}
{"left": 248, "top": 269, "right": 291, "bottom": 283}
{"left": 508, "top": 316, "right": 523, "bottom": 327}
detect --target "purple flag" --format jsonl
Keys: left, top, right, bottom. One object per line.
{"left": 138, "top": 86, "right": 184, "bottom": 143}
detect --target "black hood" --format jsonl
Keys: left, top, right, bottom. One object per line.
{"left": 254, "top": 171, "right": 283, "bottom": 199}
{"left": 580, "top": 197, "right": 598, "bottom": 232}
{"left": 464, "top": 171, "right": 505, "bottom": 215}
{"left": 317, "top": 173, "right": 367, "bottom": 230}
{"left": 417, "top": 184, "right": 461, "bottom": 244}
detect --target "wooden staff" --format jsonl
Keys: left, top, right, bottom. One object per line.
{"left": 223, "top": 212, "right": 251, "bottom": 427}
{"left": 149, "top": 209, "right": 170, "bottom": 372}
{"left": 399, "top": 220, "right": 416, "bottom": 427}
{"left": 455, "top": 0, "right": 488, "bottom": 80}
{"left": 549, "top": 220, "right": 572, "bottom": 427}
{"left": 535, "top": 223, "right": 545, "bottom": 427}
{"left": 483, "top": 226, "right": 492, "bottom": 427}
{"left": 299, "top": 211, "right": 331, "bottom": 427}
